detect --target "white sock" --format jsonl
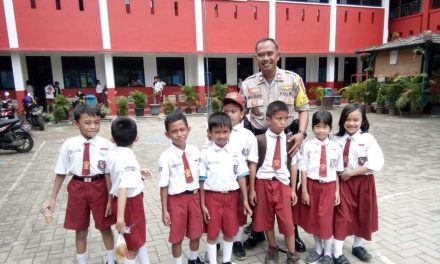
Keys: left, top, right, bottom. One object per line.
{"left": 124, "top": 258, "right": 136, "bottom": 264}
{"left": 107, "top": 250, "right": 115, "bottom": 264}
{"left": 189, "top": 250, "right": 198, "bottom": 261}
{"left": 333, "top": 239, "right": 344, "bottom": 258}
{"left": 314, "top": 236, "right": 323, "bottom": 255}
{"left": 76, "top": 252, "right": 87, "bottom": 264}
{"left": 207, "top": 243, "right": 217, "bottom": 264}
{"left": 174, "top": 256, "right": 183, "bottom": 264}
{"left": 323, "top": 238, "right": 333, "bottom": 257}
{"left": 222, "top": 240, "right": 233, "bottom": 263}
{"left": 234, "top": 226, "right": 244, "bottom": 242}
{"left": 137, "top": 244, "right": 150, "bottom": 264}
{"left": 353, "top": 236, "right": 363, "bottom": 248}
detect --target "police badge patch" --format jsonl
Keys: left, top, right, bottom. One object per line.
{"left": 98, "top": 160, "right": 106, "bottom": 171}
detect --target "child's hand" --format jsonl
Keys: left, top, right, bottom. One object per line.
{"left": 291, "top": 191, "right": 297, "bottom": 206}
{"left": 243, "top": 201, "right": 253, "bottom": 217}
{"left": 105, "top": 200, "right": 112, "bottom": 217}
{"left": 116, "top": 220, "right": 126, "bottom": 233}
{"left": 162, "top": 211, "right": 171, "bottom": 226}
{"left": 335, "top": 192, "right": 340, "bottom": 206}
{"left": 40, "top": 199, "right": 55, "bottom": 214}
{"left": 339, "top": 171, "right": 352, "bottom": 181}
{"left": 202, "top": 206, "right": 210, "bottom": 224}
{"left": 302, "top": 191, "right": 310, "bottom": 206}
{"left": 141, "top": 168, "right": 153, "bottom": 180}
{"left": 249, "top": 189, "right": 257, "bottom": 207}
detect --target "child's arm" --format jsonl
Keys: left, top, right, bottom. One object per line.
{"left": 40, "top": 174, "right": 66, "bottom": 213}
{"left": 335, "top": 175, "right": 340, "bottom": 206}
{"left": 301, "top": 171, "right": 310, "bottom": 206}
{"left": 116, "top": 188, "right": 127, "bottom": 233}
{"left": 199, "top": 181, "right": 210, "bottom": 224}
{"left": 248, "top": 162, "right": 257, "bottom": 207}
{"left": 104, "top": 173, "right": 112, "bottom": 217}
{"left": 340, "top": 166, "right": 370, "bottom": 181}
{"left": 238, "top": 176, "right": 252, "bottom": 217}
{"left": 160, "top": 187, "right": 171, "bottom": 226}
{"left": 290, "top": 164, "right": 298, "bottom": 206}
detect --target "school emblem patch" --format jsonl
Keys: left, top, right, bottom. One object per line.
{"left": 330, "top": 159, "right": 336, "bottom": 168}
{"left": 358, "top": 157, "right": 367, "bottom": 165}
{"left": 233, "top": 165, "right": 238, "bottom": 174}
{"left": 242, "top": 148, "right": 249, "bottom": 156}
{"left": 98, "top": 160, "right": 106, "bottom": 171}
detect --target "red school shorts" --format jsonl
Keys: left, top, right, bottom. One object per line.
{"left": 205, "top": 191, "right": 239, "bottom": 240}
{"left": 252, "top": 178, "right": 295, "bottom": 236}
{"left": 167, "top": 192, "right": 203, "bottom": 244}
{"left": 64, "top": 178, "right": 114, "bottom": 230}
{"left": 112, "top": 193, "right": 146, "bottom": 250}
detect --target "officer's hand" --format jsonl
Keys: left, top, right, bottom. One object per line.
{"left": 288, "top": 133, "right": 304, "bottom": 155}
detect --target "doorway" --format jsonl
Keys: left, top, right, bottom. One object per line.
{"left": 344, "top": 57, "right": 357, "bottom": 86}
{"left": 26, "top": 56, "right": 53, "bottom": 107}
{"left": 237, "top": 58, "right": 253, "bottom": 90}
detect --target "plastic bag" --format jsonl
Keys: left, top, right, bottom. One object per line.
{"left": 115, "top": 233, "right": 127, "bottom": 262}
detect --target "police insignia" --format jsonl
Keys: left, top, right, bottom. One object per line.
{"left": 249, "top": 87, "right": 261, "bottom": 94}
{"left": 98, "top": 160, "right": 106, "bottom": 171}
{"left": 282, "top": 86, "right": 292, "bottom": 90}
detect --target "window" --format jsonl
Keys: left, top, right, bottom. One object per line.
{"left": 62, "top": 57, "right": 96, "bottom": 88}
{"left": 204, "top": 58, "right": 226, "bottom": 86}
{"left": 285, "top": 57, "right": 306, "bottom": 81}
{"left": 113, "top": 57, "right": 145, "bottom": 87}
{"left": 156, "top": 57, "right": 185, "bottom": 85}
{"left": 318, "top": 57, "right": 327, "bottom": 82}
{"left": 237, "top": 58, "right": 254, "bottom": 86}
{"left": 30, "top": 0, "right": 36, "bottom": 9}
{"left": 79, "top": 0, "right": 84, "bottom": 11}
{"left": 0, "top": 57, "right": 14, "bottom": 90}
{"left": 334, "top": 57, "right": 339, "bottom": 81}
{"left": 56, "top": 0, "right": 61, "bottom": 10}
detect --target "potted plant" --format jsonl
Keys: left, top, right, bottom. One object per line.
{"left": 162, "top": 98, "right": 176, "bottom": 115}
{"left": 395, "top": 73, "right": 431, "bottom": 114}
{"left": 100, "top": 104, "right": 111, "bottom": 118}
{"left": 196, "top": 100, "right": 207, "bottom": 113}
{"left": 311, "top": 86, "right": 324, "bottom": 106}
{"left": 340, "top": 82, "right": 363, "bottom": 103}
{"left": 375, "top": 85, "right": 386, "bottom": 114}
{"left": 211, "top": 97, "right": 222, "bottom": 113}
{"left": 181, "top": 84, "right": 198, "bottom": 114}
{"left": 212, "top": 80, "right": 228, "bottom": 99}
{"left": 361, "top": 78, "right": 378, "bottom": 112}
{"left": 53, "top": 95, "right": 71, "bottom": 121}
{"left": 333, "top": 89, "right": 342, "bottom": 105}
{"left": 116, "top": 96, "right": 128, "bottom": 116}
{"left": 130, "top": 90, "right": 147, "bottom": 116}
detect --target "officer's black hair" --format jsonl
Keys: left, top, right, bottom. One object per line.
{"left": 255, "top": 37, "right": 279, "bottom": 51}
{"left": 111, "top": 117, "right": 137, "bottom": 147}
{"left": 164, "top": 110, "right": 188, "bottom": 132}
{"left": 73, "top": 104, "right": 100, "bottom": 121}
{"left": 208, "top": 112, "right": 232, "bottom": 131}
{"left": 336, "top": 103, "right": 370, "bottom": 136}
{"left": 266, "top": 101, "right": 288, "bottom": 118}
{"left": 312, "top": 110, "right": 333, "bottom": 129}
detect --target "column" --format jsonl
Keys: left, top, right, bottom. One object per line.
{"left": 329, "top": 0, "right": 337, "bottom": 52}
{"left": 421, "top": 0, "right": 432, "bottom": 32}
{"left": 4, "top": 0, "right": 18, "bottom": 48}
{"left": 194, "top": 0, "right": 204, "bottom": 51}
{"left": 338, "top": 56, "right": 345, "bottom": 83}
{"left": 51, "top": 55, "right": 64, "bottom": 88}
{"left": 326, "top": 55, "right": 335, "bottom": 87}
{"left": 226, "top": 56, "right": 237, "bottom": 86}
{"left": 196, "top": 54, "right": 206, "bottom": 105}
{"left": 99, "top": 0, "right": 111, "bottom": 49}
{"left": 103, "top": 54, "right": 116, "bottom": 113}
{"left": 382, "top": 0, "right": 390, "bottom": 43}
{"left": 11, "top": 54, "right": 25, "bottom": 111}
{"left": 269, "top": 0, "right": 276, "bottom": 38}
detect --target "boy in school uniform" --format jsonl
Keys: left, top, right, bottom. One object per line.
{"left": 248, "top": 101, "right": 300, "bottom": 264}
{"left": 200, "top": 112, "right": 253, "bottom": 264}
{"left": 159, "top": 110, "right": 204, "bottom": 264}
{"left": 40, "top": 104, "right": 115, "bottom": 264}
{"left": 221, "top": 92, "right": 258, "bottom": 260}
{"left": 108, "top": 117, "right": 150, "bottom": 264}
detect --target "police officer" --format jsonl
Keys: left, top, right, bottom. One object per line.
{"left": 240, "top": 37, "right": 309, "bottom": 252}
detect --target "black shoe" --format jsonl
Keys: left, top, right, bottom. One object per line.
{"left": 333, "top": 255, "right": 351, "bottom": 264}
{"left": 105, "top": 260, "right": 117, "bottom": 264}
{"left": 188, "top": 256, "right": 205, "bottom": 264}
{"left": 352, "top": 246, "right": 372, "bottom": 261}
{"left": 294, "top": 237, "right": 306, "bottom": 253}
{"left": 232, "top": 241, "right": 246, "bottom": 260}
{"left": 243, "top": 231, "right": 265, "bottom": 249}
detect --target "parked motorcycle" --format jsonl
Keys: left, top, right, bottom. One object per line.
{"left": 0, "top": 118, "right": 34, "bottom": 153}
{"left": 0, "top": 91, "right": 16, "bottom": 120}
{"left": 23, "top": 94, "right": 44, "bottom": 131}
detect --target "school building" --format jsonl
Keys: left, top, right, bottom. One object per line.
{"left": 0, "top": 0, "right": 438, "bottom": 113}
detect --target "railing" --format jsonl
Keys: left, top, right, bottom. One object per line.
{"left": 433, "top": 0, "right": 440, "bottom": 9}
{"left": 390, "top": 0, "right": 421, "bottom": 19}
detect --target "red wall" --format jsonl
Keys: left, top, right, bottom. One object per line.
{"left": 276, "top": 3, "right": 330, "bottom": 54}
{"left": 205, "top": 1, "right": 269, "bottom": 54}
{"left": 428, "top": 9, "right": 440, "bottom": 33}
{"left": 336, "top": 7, "right": 384, "bottom": 53}
{"left": 389, "top": 14, "right": 423, "bottom": 38}
{"left": 108, "top": 0, "right": 196, "bottom": 53}
{"left": 13, "top": 0, "right": 103, "bottom": 51}
{"left": 0, "top": 0, "right": 9, "bottom": 49}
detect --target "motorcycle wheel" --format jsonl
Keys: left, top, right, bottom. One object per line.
{"left": 14, "top": 131, "right": 34, "bottom": 153}
{"left": 36, "top": 115, "right": 45, "bottom": 131}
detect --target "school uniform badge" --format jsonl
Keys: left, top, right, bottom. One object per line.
{"left": 98, "top": 160, "right": 106, "bottom": 171}
{"left": 330, "top": 159, "right": 336, "bottom": 168}
{"left": 358, "top": 157, "right": 367, "bottom": 165}
{"left": 242, "top": 148, "right": 249, "bottom": 156}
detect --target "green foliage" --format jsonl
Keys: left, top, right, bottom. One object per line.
{"left": 163, "top": 99, "right": 176, "bottom": 115}
{"left": 311, "top": 86, "right": 324, "bottom": 101}
{"left": 130, "top": 90, "right": 147, "bottom": 108}
{"left": 53, "top": 95, "right": 71, "bottom": 112}
{"left": 376, "top": 84, "right": 386, "bottom": 107}
{"left": 361, "top": 78, "right": 378, "bottom": 106}
{"left": 181, "top": 84, "right": 198, "bottom": 107}
{"left": 211, "top": 97, "right": 222, "bottom": 113}
{"left": 53, "top": 107, "right": 66, "bottom": 121}
{"left": 341, "top": 82, "right": 364, "bottom": 103}
{"left": 212, "top": 81, "right": 228, "bottom": 99}
{"left": 100, "top": 105, "right": 111, "bottom": 117}
{"left": 394, "top": 73, "right": 433, "bottom": 112}
{"left": 116, "top": 96, "right": 128, "bottom": 116}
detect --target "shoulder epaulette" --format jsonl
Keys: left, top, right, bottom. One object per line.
{"left": 243, "top": 74, "right": 258, "bottom": 82}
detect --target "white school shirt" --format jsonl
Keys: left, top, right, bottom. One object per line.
{"left": 45, "top": 85, "right": 54, "bottom": 99}
{"left": 158, "top": 144, "right": 200, "bottom": 195}
{"left": 334, "top": 130, "right": 384, "bottom": 174}
{"left": 96, "top": 83, "right": 103, "bottom": 94}
{"left": 153, "top": 81, "right": 166, "bottom": 93}
{"left": 256, "top": 130, "right": 291, "bottom": 185}
{"left": 299, "top": 138, "right": 343, "bottom": 182}
{"left": 199, "top": 142, "right": 249, "bottom": 192}
{"left": 55, "top": 135, "right": 114, "bottom": 176}
{"left": 107, "top": 147, "right": 144, "bottom": 198}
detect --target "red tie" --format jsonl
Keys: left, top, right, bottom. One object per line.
{"left": 343, "top": 138, "right": 351, "bottom": 168}
{"left": 272, "top": 136, "right": 281, "bottom": 171}
{"left": 82, "top": 142, "right": 90, "bottom": 175}
{"left": 182, "top": 152, "right": 194, "bottom": 183}
{"left": 319, "top": 144, "right": 327, "bottom": 177}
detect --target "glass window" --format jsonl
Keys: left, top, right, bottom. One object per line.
{"left": 0, "top": 56, "right": 14, "bottom": 90}
{"left": 62, "top": 57, "right": 96, "bottom": 88}
{"left": 156, "top": 57, "right": 185, "bottom": 85}
{"left": 113, "top": 57, "right": 144, "bottom": 87}
{"left": 285, "top": 57, "right": 306, "bottom": 81}
{"left": 204, "top": 58, "right": 226, "bottom": 86}
{"left": 319, "top": 57, "right": 327, "bottom": 82}
{"left": 338, "top": 0, "right": 381, "bottom": 6}
{"left": 334, "top": 57, "right": 339, "bottom": 82}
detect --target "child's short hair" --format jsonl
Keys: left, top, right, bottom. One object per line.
{"left": 312, "top": 110, "right": 333, "bottom": 129}
{"left": 73, "top": 104, "right": 100, "bottom": 121}
{"left": 111, "top": 117, "right": 137, "bottom": 147}
{"left": 164, "top": 110, "right": 188, "bottom": 132}
{"left": 208, "top": 112, "right": 232, "bottom": 131}
{"left": 266, "top": 100, "right": 288, "bottom": 117}
{"left": 336, "top": 103, "right": 370, "bottom": 136}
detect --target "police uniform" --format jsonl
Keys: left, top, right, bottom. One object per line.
{"left": 108, "top": 147, "right": 146, "bottom": 251}
{"left": 240, "top": 67, "right": 310, "bottom": 132}
{"left": 158, "top": 144, "right": 203, "bottom": 244}
{"left": 54, "top": 135, "right": 114, "bottom": 230}
{"left": 334, "top": 131, "right": 384, "bottom": 241}
{"left": 252, "top": 130, "right": 296, "bottom": 236}
{"left": 199, "top": 142, "right": 249, "bottom": 240}
{"left": 295, "top": 138, "right": 343, "bottom": 239}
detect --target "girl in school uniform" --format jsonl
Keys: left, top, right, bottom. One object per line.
{"left": 333, "top": 103, "right": 384, "bottom": 264}
{"left": 295, "top": 110, "right": 343, "bottom": 264}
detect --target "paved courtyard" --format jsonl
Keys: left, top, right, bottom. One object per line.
{"left": 0, "top": 107, "right": 439, "bottom": 264}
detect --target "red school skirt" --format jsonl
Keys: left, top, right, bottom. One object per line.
{"left": 294, "top": 178, "right": 336, "bottom": 240}
{"left": 334, "top": 174, "right": 378, "bottom": 241}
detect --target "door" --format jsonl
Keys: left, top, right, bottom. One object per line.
{"left": 344, "top": 57, "right": 357, "bottom": 86}
{"left": 237, "top": 58, "right": 254, "bottom": 90}
{"left": 26, "top": 56, "right": 53, "bottom": 107}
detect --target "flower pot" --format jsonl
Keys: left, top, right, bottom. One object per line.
{"left": 149, "top": 104, "right": 160, "bottom": 116}
{"left": 333, "top": 95, "right": 342, "bottom": 105}
{"left": 376, "top": 106, "right": 386, "bottom": 114}
{"left": 185, "top": 107, "right": 192, "bottom": 114}
{"left": 135, "top": 108, "right": 144, "bottom": 116}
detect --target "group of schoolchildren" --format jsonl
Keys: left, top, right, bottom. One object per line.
{"left": 41, "top": 91, "right": 384, "bottom": 264}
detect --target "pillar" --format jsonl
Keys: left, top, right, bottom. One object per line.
{"left": 103, "top": 54, "right": 116, "bottom": 114}
{"left": 11, "top": 53, "right": 25, "bottom": 111}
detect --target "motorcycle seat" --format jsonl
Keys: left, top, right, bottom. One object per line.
{"left": 0, "top": 118, "right": 20, "bottom": 127}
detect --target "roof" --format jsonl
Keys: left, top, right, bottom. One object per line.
{"left": 356, "top": 30, "right": 440, "bottom": 53}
